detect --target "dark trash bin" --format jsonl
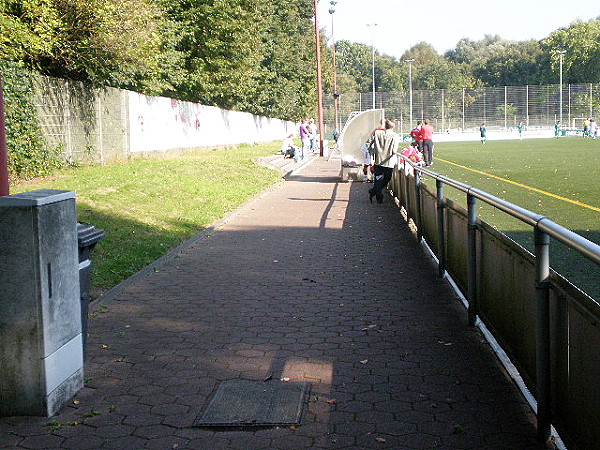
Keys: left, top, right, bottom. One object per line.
{"left": 77, "top": 222, "right": 105, "bottom": 360}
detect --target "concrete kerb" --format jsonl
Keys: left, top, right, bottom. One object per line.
{"left": 89, "top": 154, "right": 320, "bottom": 313}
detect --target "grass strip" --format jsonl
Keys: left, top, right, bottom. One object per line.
{"left": 12, "top": 143, "right": 283, "bottom": 298}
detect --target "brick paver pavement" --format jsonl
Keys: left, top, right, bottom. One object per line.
{"left": 0, "top": 157, "right": 539, "bottom": 449}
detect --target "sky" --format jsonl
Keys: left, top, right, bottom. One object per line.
{"left": 316, "top": 0, "right": 599, "bottom": 58}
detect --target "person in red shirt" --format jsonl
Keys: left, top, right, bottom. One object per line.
{"left": 409, "top": 120, "right": 423, "bottom": 153}
{"left": 419, "top": 119, "right": 434, "bottom": 166}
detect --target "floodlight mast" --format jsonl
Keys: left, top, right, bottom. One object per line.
{"left": 405, "top": 59, "right": 415, "bottom": 128}
{"left": 329, "top": 1, "right": 340, "bottom": 133}
{"left": 366, "top": 23, "right": 377, "bottom": 110}
{"left": 557, "top": 50, "right": 567, "bottom": 126}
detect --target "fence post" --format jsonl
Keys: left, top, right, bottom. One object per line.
{"left": 462, "top": 88, "right": 465, "bottom": 131}
{"left": 534, "top": 227, "right": 552, "bottom": 445}
{"left": 414, "top": 170, "right": 423, "bottom": 242}
{"left": 568, "top": 84, "right": 571, "bottom": 126}
{"left": 504, "top": 86, "right": 508, "bottom": 130}
{"left": 590, "top": 83, "right": 593, "bottom": 118}
{"left": 436, "top": 179, "right": 446, "bottom": 277}
{"left": 96, "top": 92, "right": 104, "bottom": 165}
{"left": 467, "top": 193, "right": 477, "bottom": 326}
{"left": 526, "top": 85, "right": 530, "bottom": 128}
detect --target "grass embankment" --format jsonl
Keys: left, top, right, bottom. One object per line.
{"left": 433, "top": 137, "right": 600, "bottom": 299}
{"left": 13, "top": 143, "right": 283, "bottom": 298}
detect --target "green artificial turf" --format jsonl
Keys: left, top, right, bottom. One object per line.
{"left": 431, "top": 137, "right": 600, "bottom": 299}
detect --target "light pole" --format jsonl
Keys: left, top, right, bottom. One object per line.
{"left": 313, "top": 0, "right": 325, "bottom": 156}
{"left": 405, "top": 58, "right": 415, "bottom": 129}
{"left": 557, "top": 50, "right": 566, "bottom": 126}
{"left": 366, "top": 23, "right": 377, "bottom": 109}
{"left": 329, "top": 1, "right": 339, "bottom": 133}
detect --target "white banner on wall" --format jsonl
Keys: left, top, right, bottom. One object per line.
{"left": 128, "top": 92, "right": 296, "bottom": 153}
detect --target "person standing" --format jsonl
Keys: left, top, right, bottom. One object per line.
{"left": 366, "top": 119, "right": 400, "bottom": 204}
{"left": 583, "top": 118, "right": 590, "bottom": 137}
{"left": 554, "top": 121, "right": 561, "bottom": 138}
{"left": 410, "top": 120, "right": 423, "bottom": 153}
{"left": 480, "top": 122, "right": 487, "bottom": 145}
{"left": 299, "top": 119, "right": 310, "bottom": 160}
{"left": 590, "top": 118, "right": 597, "bottom": 139}
{"left": 518, "top": 121, "right": 525, "bottom": 139}
{"left": 308, "top": 119, "right": 317, "bottom": 153}
{"left": 419, "top": 119, "right": 434, "bottom": 166}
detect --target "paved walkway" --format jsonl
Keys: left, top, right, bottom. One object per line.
{"left": 0, "top": 156, "right": 539, "bottom": 449}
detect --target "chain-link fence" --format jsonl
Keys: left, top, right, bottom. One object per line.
{"left": 323, "top": 83, "right": 600, "bottom": 137}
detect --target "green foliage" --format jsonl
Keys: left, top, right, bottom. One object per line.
{"left": 245, "top": 0, "right": 322, "bottom": 120}
{"left": 0, "top": 0, "right": 61, "bottom": 60}
{"left": 472, "top": 41, "right": 545, "bottom": 86}
{"left": 156, "top": 0, "right": 320, "bottom": 120}
{"left": 0, "top": 59, "right": 62, "bottom": 179}
{"left": 1, "top": 0, "right": 164, "bottom": 87}
{"left": 542, "top": 20, "right": 600, "bottom": 84}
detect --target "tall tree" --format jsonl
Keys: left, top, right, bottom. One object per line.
{"left": 0, "top": 0, "right": 164, "bottom": 86}
{"left": 159, "top": 0, "right": 267, "bottom": 110}
{"left": 247, "top": 0, "right": 323, "bottom": 120}
{"left": 335, "top": 40, "right": 374, "bottom": 92}
{"left": 472, "top": 41, "right": 545, "bottom": 86}
{"left": 401, "top": 43, "right": 475, "bottom": 90}
{"left": 541, "top": 19, "right": 600, "bottom": 84}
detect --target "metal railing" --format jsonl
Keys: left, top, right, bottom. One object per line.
{"left": 390, "top": 157, "right": 600, "bottom": 449}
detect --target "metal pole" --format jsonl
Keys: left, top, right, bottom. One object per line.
{"left": 441, "top": 89, "right": 445, "bottom": 132}
{"left": 405, "top": 59, "right": 414, "bottom": 128}
{"left": 329, "top": 2, "right": 339, "bottom": 133}
{"left": 568, "top": 84, "right": 571, "bottom": 126}
{"left": 558, "top": 50, "right": 566, "bottom": 126}
{"left": 467, "top": 193, "right": 478, "bottom": 326}
{"left": 436, "top": 179, "right": 446, "bottom": 277}
{"left": 504, "top": 85, "right": 508, "bottom": 129}
{"left": 0, "top": 74, "right": 9, "bottom": 196}
{"left": 414, "top": 170, "right": 423, "bottom": 242}
{"left": 367, "top": 23, "right": 377, "bottom": 110}
{"left": 314, "top": 0, "right": 325, "bottom": 156}
{"left": 526, "top": 85, "right": 530, "bottom": 128}
{"left": 534, "top": 227, "right": 552, "bottom": 445}
{"left": 590, "top": 83, "right": 593, "bottom": 118}
{"left": 462, "top": 88, "right": 465, "bottom": 131}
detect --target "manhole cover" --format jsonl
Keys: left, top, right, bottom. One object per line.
{"left": 194, "top": 380, "right": 310, "bottom": 427}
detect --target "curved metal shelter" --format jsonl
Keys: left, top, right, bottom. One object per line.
{"left": 337, "top": 109, "right": 384, "bottom": 178}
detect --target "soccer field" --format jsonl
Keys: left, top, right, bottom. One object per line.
{"left": 431, "top": 137, "right": 600, "bottom": 300}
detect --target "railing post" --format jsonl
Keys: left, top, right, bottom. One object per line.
{"left": 414, "top": 169, "right": 423, "bottom": 242}
{"left": 403, "top": 163, "right": 410, "bottom": 214}
{"left": 534, "top": 227, "right": 552, "bottom": 445}
{"left": 467, "top": 193, "right": 477, "bottom": 326}
{"left": 436, "top": 179, "right": 446, "bottom": 276}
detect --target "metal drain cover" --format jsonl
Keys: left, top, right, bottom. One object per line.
{"left": 194, "top": 380, "right": 310, "bottom": 427}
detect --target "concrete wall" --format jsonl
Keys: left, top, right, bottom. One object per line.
{"left": 33, "top": 76, "right": 296, "bottom": 164}
{"left": 128, "top": 92, "right": 294, "bottom": 153}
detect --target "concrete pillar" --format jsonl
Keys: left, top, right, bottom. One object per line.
{"left": 0, "top": 189, "right": 83, "bottom": 417}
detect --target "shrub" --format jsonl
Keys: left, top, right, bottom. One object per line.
{"left": 1, "top": 60, "right": 63, "bottom": 180}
